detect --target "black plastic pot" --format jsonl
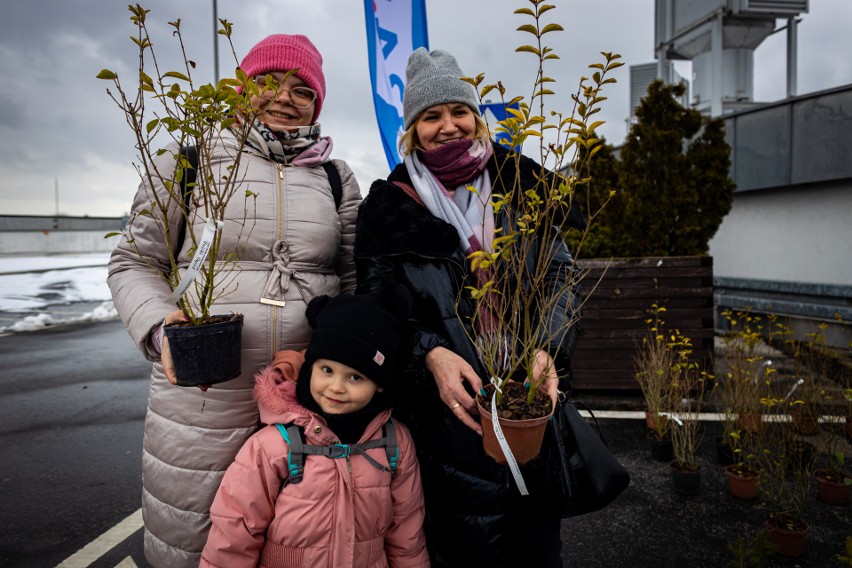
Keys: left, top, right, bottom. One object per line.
{"left": 164, "top": 314, "right": 244, "bottom": 387}
{"left": 715, "top": 436, "right": 735, "bottom": 466}
{"left": 671, "top": 463, "right": 701, "bottom": 496}
{"left": 648, "top": 436, "right": 674, "bottom": 462}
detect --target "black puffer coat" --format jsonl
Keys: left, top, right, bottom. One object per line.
{"left": 354, "top": 143, "right": 582, "bottom": 567}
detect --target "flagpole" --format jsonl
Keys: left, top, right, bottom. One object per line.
{"left": 212, "top": 0, "right": 220, "bottom": 84}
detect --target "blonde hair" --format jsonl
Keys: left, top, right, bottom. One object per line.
{"left": 398, "top": 109, "right": 490, "bottom": 157}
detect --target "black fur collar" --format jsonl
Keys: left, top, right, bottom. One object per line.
{"left": 355, "top": 165, "right": 462, "bottom": 258}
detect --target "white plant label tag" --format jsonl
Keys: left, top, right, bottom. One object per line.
{"left": 166, "top": 217, "right": 224, "bottom": 305}
{"left": 490, "top": 390, "right": 529, "bottom": 495}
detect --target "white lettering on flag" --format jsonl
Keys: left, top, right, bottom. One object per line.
{"left": 364, "top": 0, "right": 428, "bottom": 169}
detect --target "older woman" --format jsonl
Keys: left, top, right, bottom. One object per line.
{"left": 108, "top": 34, "right": 361, "bottom": 568}
{"left": 354, "top": 48, "right": 582, "bottom": 568}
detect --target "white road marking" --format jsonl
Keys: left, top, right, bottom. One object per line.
{"left": 56, "top": 508, "right": 142, "bottom": 568}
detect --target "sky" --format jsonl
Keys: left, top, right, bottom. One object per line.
{"left": 1, "top": 0, "right": 850, "bottom": 218}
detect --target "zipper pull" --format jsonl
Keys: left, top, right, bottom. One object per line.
{"left": 346, "top": 455, "right": 352, "bottom": 474}
{"left": 277, "top": 164, "right": 284, "bottom": 179}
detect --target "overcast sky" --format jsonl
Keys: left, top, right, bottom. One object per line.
{"left": 1, "top": 0, "right": 850, "bottom": 217}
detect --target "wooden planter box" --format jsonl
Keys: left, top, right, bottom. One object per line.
{"left": 571, "top": 256, "right": 714, "bottom": 391}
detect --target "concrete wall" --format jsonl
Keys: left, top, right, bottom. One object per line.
{"left": 0, "top": 231, "right": 120, "bottom": 254}
{"left": 708, "top": 181, "right": 852, "bottom": 286}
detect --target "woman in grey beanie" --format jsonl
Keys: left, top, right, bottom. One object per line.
{"left": 354, "top": 47, "right": 584, "bottom": 568}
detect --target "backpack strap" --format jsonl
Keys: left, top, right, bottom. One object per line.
{"left": 275, "top": 423, "right": 307, "bottom": 486}
{"left": 175, "top": 145, "right": 198, "bottom": 252}
{"left": 174, "top": 150, "right": 339, "bottom": 255}
{"left": 321, "top": 161, "right": 343, "bottom": 210}
{"left": 274, "top": 419, "right": 400, "bottom": 486}
{"left": 350, "top": 419, "right": 399, "bottom": 476}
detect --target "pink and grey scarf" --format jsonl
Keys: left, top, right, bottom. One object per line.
{"left": 405, "top": 139, "right": 500, "bottom": 333}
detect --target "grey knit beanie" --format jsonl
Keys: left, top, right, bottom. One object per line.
{"left": 403, "top": 48, "right": 480, "bottom": 129}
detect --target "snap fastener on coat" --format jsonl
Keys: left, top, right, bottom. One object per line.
{"left": 313, "top": 425, "right": 322, "bottom": 434}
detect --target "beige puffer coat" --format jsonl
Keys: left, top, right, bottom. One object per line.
{"left": 108, "top": 130, "right": 361, "bottom": 568}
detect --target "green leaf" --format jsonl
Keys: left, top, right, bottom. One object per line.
{"left": 516, "top": 45, "right": 540, "bottom": 56}
{"left": 96, "top": 69, "right": 117, "bottom": 80}
{"left": 164, "top": 71, "right": 191, "bottom": 82}
{"left": 516, "top": 24, "right": 538, "bottom": 35}
{"left": 103, "top": 232, "right": 121, "bottom": 239}
{"left": 513, "top": 7, "right": 535, "bottom": 16}
{"left": 145, "top": 119, "right": 159, "bottom": 134}
{"left": 541, "top": 23, "right": 564, "bottom": 34}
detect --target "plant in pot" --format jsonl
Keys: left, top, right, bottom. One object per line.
{"left": 668, "top": 368, "right": 707, "bottom": 496}
{"left": 813, "top": 450, "right": 852, "bottom": 506}
{"left": 718, "top": 308, "right": 776, "bottom": 434}
{"left": 634, "top": 305, "right": 680, "bottom": 461}
{"left": 726, "top": 528, "right": 778, "bottom": 568}
{"left": 99, "top": 7, "right": 267, "bottom": 386}
{"left": 845, "top": 388, "right": 852, "bottom": 440}
{"left": 724, "top": 429, "right": 761, "bottom": 500}
{"left": 812, "top": 412, "right": 852, "bottom": 505}
{"left": 777, "top": 320, "right": 833, "bottom": 436}
{"left": 755, "top": 394, "right": 815, "bottom": 558}
{"left": 463, "top": 4, "right": 623, "bottom": 466}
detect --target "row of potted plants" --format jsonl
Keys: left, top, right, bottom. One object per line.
{"left": 635, "top": 305, "right": 851, "bottom": 559}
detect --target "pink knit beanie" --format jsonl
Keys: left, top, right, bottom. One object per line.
{"left": 240, "top": 34, "right": 326, "bottom": 122}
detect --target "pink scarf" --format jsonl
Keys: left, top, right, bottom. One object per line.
{"left": 419, "top": 139, "right": 493, "bottom": 189}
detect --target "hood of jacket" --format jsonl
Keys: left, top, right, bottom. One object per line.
{"left": 252, "top": 351, "right": 393, "bottom": 444}
{"left": 253, "top": 351, "right": 311, "bottom": 426}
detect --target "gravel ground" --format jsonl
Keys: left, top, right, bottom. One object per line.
{"left": 556, "top": 398, "right": 850, "bottom": 568}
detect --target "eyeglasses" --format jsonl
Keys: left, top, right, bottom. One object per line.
{"left": 253, "top": 75, "right": 317, "bottom": 109}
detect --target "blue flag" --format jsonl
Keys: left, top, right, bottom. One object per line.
{"left": 479, "top": 101, "right": 522, "bottom": 150}
{"left": 364, "top": 0, "right": 428, "bottom": 169}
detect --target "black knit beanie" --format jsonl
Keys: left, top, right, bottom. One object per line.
{"left": 296, "top": 291, "right": 411, "bottom": 442}
{"left": 300, "top": 292, "right": 408, "bottom": 390}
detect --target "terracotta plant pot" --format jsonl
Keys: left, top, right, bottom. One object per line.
{"left": 737, "top": 412, "right": 762, "bottom": 433}
{"left": 164, "top": 313, "right": 244, "bottom": 387}
{"left": 790, "top": 409, "right": 820, "bottom": 436}
{"left": 671, "top": 463, "right": 701, "bottom": 496}
{"left": 477, "top": 390, "right": 554, "bottom": 466}
{"left": 725, "top": 464, "right": 759, "bottom": 500}
{"left": 644, "top": 410, "right": 668, "bottom": 432}
{"left": 765, "top": 513, "right": 809, "bottom": 557}
{"left": 814, "top": 470, "right": 850, "bottom": 505}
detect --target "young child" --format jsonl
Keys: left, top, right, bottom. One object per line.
{"left": 200, "top": 293, "right": 429, "bottom": 568}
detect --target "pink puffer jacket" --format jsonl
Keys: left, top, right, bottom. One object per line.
{"left": 200, "top": 354, "right": 429, "bottom": 568}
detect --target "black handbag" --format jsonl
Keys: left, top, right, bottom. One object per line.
{"left": 523, "top": 397, "right": 630, "bottom": 518}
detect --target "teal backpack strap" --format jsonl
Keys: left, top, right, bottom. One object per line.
{"left": 275, "top": 423, "right": 307, "bottom": 485}
{"left": 275, "top": 419, "right": 400, "bottom": 484}
{"left": 384, "top": 418, "right": 399, "bottom": 475}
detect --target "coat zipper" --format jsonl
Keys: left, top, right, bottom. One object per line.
{"left": 270, "top": 163, "right": 285, "bottom": 351}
